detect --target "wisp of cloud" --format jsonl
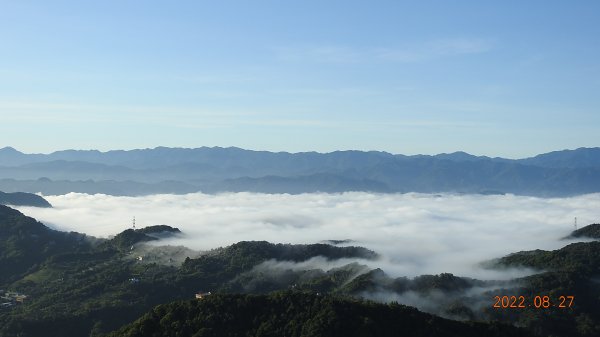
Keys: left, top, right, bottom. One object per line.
{"left": 15, "top": 192, "right": 600, "bottom": 280}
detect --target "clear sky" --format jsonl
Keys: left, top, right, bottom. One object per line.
{"left": 0, "top": 1, "right": 599, "bottom": 158}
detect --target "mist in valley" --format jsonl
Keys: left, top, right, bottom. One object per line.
{"left": 15, "top": 192, "right": 598, "bottom": 280}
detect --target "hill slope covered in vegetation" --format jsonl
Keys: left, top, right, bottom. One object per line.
{"left": 109, "top": 292, "right": 532, "bottom": 337}
{"left": 2, "top": 206, "right": 600, "bottom": 337}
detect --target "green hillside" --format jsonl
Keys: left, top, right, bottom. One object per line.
{"left": 0, "top": 205, "right": 89, "bottom": 285}
{"left": 567, "top": 223, "right": 600, "bottom": 239}
{"left": 2, "top": 207, "right": 600, "bottom": 337}
{"left": 108, "top": 292, "right": 532, "bottom": 337}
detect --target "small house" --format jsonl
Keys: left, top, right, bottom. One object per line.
{"left": 195, "top": 292, "right": 211, "bottom": 299}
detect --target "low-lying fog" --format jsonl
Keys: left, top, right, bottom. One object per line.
{"left": 16, "top": 192, "right": 599, "bottom": 280}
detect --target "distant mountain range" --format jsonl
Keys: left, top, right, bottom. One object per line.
{"left": 1, "top": 146, "right": 600, "bottom": 196}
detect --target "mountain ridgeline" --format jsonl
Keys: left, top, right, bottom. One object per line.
{"left": 1, "top": 146, "right": 600, "bottom": 196}
{"left": 0, "top": 191, "right": 51, "bottom": 208}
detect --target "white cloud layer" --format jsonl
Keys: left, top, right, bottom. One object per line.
{"left": 15, "top": 192, "right": 600, "bottom": 280}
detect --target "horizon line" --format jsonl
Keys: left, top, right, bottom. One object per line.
{"left": 1, "top": 145, "right": 598, "bottom": 160}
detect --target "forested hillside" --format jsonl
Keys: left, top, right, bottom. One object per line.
{"left": 1, "top": 205, "right": 599, "bottom": 337}
{"left": 109, "top": 292, "right": 532, "bottom": 337}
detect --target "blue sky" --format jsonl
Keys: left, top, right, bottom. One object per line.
{"left": 0, "top": 1, "right": 599, "bottom": 158}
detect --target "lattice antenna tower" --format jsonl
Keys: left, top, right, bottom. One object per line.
{"left": 574, "top": 217, "right": 577, "bottom": 230}
{"left": 132, "top": 216, "right": 136, "bottom": 230}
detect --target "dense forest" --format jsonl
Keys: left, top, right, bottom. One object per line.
{"left": 109, "top": 292, "right": 532, "bottom": 337}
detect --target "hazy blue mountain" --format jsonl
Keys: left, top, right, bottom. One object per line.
{"left": 0, "top": 147, "right": 394, "bottom": 171}
{"left": 1, "top": 146, "right": 600, "bottom": 196}
{"left": 207, "top": 173, "right": 391, "bottom": 194}
{"left": 3, "top": 146, "right": 600, "bottom": 170}
{"left": 361, "top": 158, "right": 600, "bottom": 195}
{"left": 0, "top": 191, "right": 52, "bottom": 207}
{"left": 0, "top": 147, "right": 42, "bottom": 166}
{"left": 0, "top": 178, "right": 199, "bottom": 196}
{"left": 0, "top": 161, "right": 139, "bottom": 182}
{"left": 517, "top": 147, "right": 600, "bottom": 168}
{"left": 432, "top": 151, "right": 491, "bottom": 162}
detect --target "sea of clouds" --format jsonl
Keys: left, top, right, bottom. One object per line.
{"left": 15, "top": 192, "right": 600, "bottom": 280}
